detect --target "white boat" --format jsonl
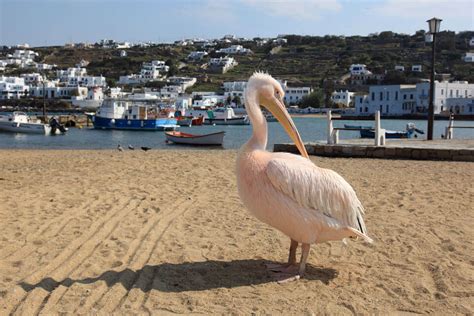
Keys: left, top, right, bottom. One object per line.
{"left": 187, "top": 107, "right": 249, "bottom": 125}
{"left": 165, "top": 131, "right": 225, "bottom": 146}
{"left": 0, "top": 112, "right": 53, "bottom": 134}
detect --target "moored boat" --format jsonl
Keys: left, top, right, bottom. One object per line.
{"left": 358, "top": 123, "right": 424, "bottom": 139}
{"left": 89, "top": 100, "right": 179, "bottom": 131}
{"left": 0, "top": 112, "right": 66, "bottom": 135}
{"left": 165, "top": 131, "right": 225, "bottom": 146}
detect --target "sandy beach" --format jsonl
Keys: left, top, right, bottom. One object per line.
{"left": 0, "top": 149, "right": 473, "bottom": 315}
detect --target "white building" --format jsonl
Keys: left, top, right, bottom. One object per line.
{"left": 20, "top": 73, "right": 44, "bottom": 85}
{"left": 208, "top": 56, "right": 237, "bottom": 73}
{"left": 445, "top": 97, "right": 474, "bottom": 115}
{"left": 216, "top": 45, "right": 252, "bottom": 55}
{"left": 463, "top": 52, "right": 474, "bottom": 62}
{"left": 394, "top": 65, "right": 405, "bottom": 72}
{"left": 0, "top": 76, "right": 29, "bottom": 99}
{"left": 57, "top": 67, "right": 87, "bottom": 79}
{"left": 36, "top": 63, "right": 55, "bottom": 70}
{"left": 29, "top": 85, "right": 88, "bottom": 99}
{"left": 355, "top": 81, "right": 474, "bottom": 115}
{"left": 71, "top": 87, "right": 104, "bottom": 108}
{"left": 349, "top": 64, "right": 371, "bottom": 75}
{"left": 469, "top": 37, "right": 474, "bottom": 46}
{"left": 119, "top": 61, "right": 169, "bottom": 84}
{"left": 120, "top": 50, "right": 127, "bottom": 57}
{"left": 331, "top": 90, "right": 355, "bottom": 107}
{"left": 412, "top": 65, "right": 423, "bottom": 72}
{"left": 283, "top": 84, "right": 313, "bottom": 105}
{"left": 168, "top": 76, "right": 197, "bottom": 91}
{"left": 187, "top": 51, "right": 208, "bottom": 61}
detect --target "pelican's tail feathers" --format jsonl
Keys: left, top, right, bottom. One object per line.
{"left": 347, "top": 227, "right": 373, "bottom": 244}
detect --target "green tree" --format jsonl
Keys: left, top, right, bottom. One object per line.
{"left": 299, "top": 90, "right": 324, "bottom": 108}
{"left": 232, "top": 95, "right": 241, "bottom": 105}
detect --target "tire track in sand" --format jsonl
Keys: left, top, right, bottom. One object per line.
{"left": 2, "top": 197, "right": 140, "bottom": 315}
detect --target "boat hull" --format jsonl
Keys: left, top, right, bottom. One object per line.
{"left": 360, "top": 129, "right": 413, "bottom": 139}
{"left": 91, "top": 115, "right": 179, "bottom": 131}
{"left": 204, "top": 117, "right": 249, "bottom": 125}
{"left": 165, "top": 131, "right": 225, "bottom": 146}
{"left": 0, "top": 121, "right": 51, "bottom": 134}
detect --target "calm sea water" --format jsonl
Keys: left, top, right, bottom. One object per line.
{"left": 0, "top": 117, "right": 472, "bottom": 150}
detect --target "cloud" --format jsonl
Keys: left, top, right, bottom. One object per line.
{"left": 371, "top": 0, "right": 473, "bottom": 19}
{"left": 242, "top": 0, "right": 342, "bottom": 20}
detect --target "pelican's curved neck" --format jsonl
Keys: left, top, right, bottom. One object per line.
{"left": 245, "top": 89, "right": 267, "bottom": 151}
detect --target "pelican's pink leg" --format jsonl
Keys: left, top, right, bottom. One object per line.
{"left": 266, "top": 239, "right": 298, "bottom": 271}
{"left": 275, "top": 243, "right": 310, "bottom": 284}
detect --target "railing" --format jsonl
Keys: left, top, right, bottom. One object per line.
{"left": 444, "top": 114, "right": 474, "bottom": 139}
{"left": 327, "top": 110, "right": 386, "bottom": 146}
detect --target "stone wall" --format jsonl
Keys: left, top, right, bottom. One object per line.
{"left": 273, "top": 143, "right": 474, "bottom": 162}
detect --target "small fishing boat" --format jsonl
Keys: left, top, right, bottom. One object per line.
{"left": 0, "top": 112, "right": 66, "bottom": 135}
{"left": 165, "top": 131, "right": 225, "bottom": 146}
{"left": 344, "top": 124, "right": 372, "bottom": 130}
{"left": 176, "top": 115, "right": 205, "bottom": 127}
{"left": 357, "top": 123, "right": 424, "bottom": 139}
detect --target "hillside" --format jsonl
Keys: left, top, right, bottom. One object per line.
{"left": 3, "top": 31, "right": 473, "bottom": 93}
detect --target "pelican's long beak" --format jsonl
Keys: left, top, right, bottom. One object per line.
{"left": 267, "top": 97, "right": 309, "bottom": 158}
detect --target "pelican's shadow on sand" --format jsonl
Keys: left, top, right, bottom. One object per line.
{"left": 20, "top": 259, "right": 338, "bottom": 293}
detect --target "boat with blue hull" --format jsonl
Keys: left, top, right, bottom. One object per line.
{"left": 89, "top": 100, "right": 179, "bottom": 131}
{"left": 344, "top": 123, "right": 424, "bottom": 139}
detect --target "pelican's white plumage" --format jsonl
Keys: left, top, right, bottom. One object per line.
{"left": 236, "top": 72, "right": 371, "bottom": 280}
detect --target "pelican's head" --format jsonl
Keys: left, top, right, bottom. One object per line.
{"left": 247, "top": 72, "right": 309, "bottom": 158}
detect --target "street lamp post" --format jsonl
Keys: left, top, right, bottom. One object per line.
{"left": 426, "top": 17, "right": 442, "bottom": 140}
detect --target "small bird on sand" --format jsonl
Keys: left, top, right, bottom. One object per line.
{"left": 141, "top": 146, "right": 151, "bottom": 151}
{"left": 117, "top": 144, "right": 123, "bottom": 152}
{"left": 236, "top": 73, "right": 372, "bottom": 283}
{"left": 128, "top": 144, "right": 135, "bottom": 150}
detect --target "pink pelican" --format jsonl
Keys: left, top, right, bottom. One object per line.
{"left": 237, "top": 73, "right": 372, "bottom": 282}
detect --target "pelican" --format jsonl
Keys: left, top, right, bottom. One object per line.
{"left": 236, "top": 73, "right": 372, "bottom": 282}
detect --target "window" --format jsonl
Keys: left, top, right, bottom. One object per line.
{"left": 379, "top": 105, "right": 382, "bottom": 112}
{"left": 450, "top": 90, "right": 453, "bottom": 97}
{"left": 371, "top": 92, "right": 375, "bottom": 101}
{"left": 386, "top": 105, "right": 389, "bottom": 113}
{"left": 359, "top": 107, "right": 362, "bottom": 113}
{"left": 379, "top": 92, "right": 383, "bottom": 101}
{"left": 395, "top": 91, "right": 398, "bottom": 100}
{"left": 410, "top": 94, "right": 413, "bottom": 100}
{"left": 456, "top": 90, "right": 459, "bottom": 97}
{"left": 403, "top": 94, "right": 407, "bottom": 100}
{"left": 365, "top": 107, "right": 368, "bottom": 112}
{"left": 466, "top": 90, "right": 468, "bottom": 97}
{"left": 386, "top": 91, "right": 389, "bottom": 101}
{"left": 441, "top": 89, "right": 444, "bottom": 95}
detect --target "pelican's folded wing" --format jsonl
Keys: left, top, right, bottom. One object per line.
{"left": 265, "top": 154, "right": 368, "bottom": 235}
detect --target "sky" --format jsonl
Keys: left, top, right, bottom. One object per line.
{"left": 1, "top": 0, "right": 473, "bottom": 47}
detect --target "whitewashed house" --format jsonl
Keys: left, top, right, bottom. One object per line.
{"left": 412, "top": 65, "right": 423, "bottom": 72}
{"left": 72, "top": 87, "right": 104, "bottom": 108}
{"left": 187, "top": 51, "right": 208, "bottom": 61}
{"left": 463, "top": 52, "right": 474, "bottom": 62}
{"left": 394, "top": 65, "right": 405, "bottom": 72}
{"left": 208, "top": 56, "right": 237, "bottom": 73}
{"left": 469, "top": 37, "right": 474, "bottom": 46}
{"left": 331, "top": 90, "right": 355, "bottom": 107}
{"left": 168, "top": 76, "right": 197, "bottom": 91}
{"left": 445, "top": 97, "right": 474, "bottom": 115}
{"left": 20, "top": 73, "right": 44, "bottom": 85}
{"left": 29, "top": 84, "right": 88, "bottom": 99}
{"left": 349, "top": 64, "right": 371, "bottom": 75}
{"left": 119, "top": 61, "right": 168, "bottom": 84}
{"left": 0, "top": 76, "right": 29, "bottom": 99}
{"left": 283, "top": 84, "right": 313, "bottom": 105}
{"left": 57, "top": 67, "right": 106, "bottom": 87}
{"left": 355, "top": 81, "right": 474, "bottom": 115}
{"left": 120, "top": 50, "right": 127, "bottom": 57}
{"left": 216, "top": 45, "right": 252, "bottom": 55}
{"left": 35, "top": 63, "right": 55, "bottom": 70}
